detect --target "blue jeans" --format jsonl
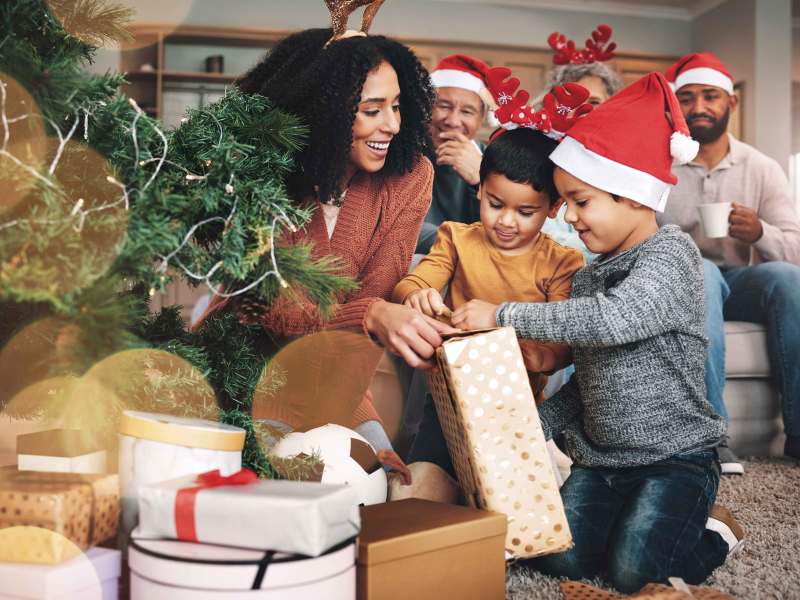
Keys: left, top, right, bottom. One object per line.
{"left": 530, "top": 451, "right": 728, "bottom": 594}
{"left": 703, "top": 260, "right": 730, "bottom": 421}
{"left": 704, "top": 260, "right": 800, "bottom": 449}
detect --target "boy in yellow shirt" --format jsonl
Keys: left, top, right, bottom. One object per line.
{"left": 391, "top": 119, "right": 585, "bottom": 497}
{"left": 393, "top": 128, "right": 584, "bottom": 399}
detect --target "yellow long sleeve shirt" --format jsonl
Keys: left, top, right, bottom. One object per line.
{"left": 393, "top": 221, "right": 585, "bottom": 399}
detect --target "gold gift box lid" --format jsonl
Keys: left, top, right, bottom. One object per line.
{"left": 119, "top": 411, "right": 245, "bottom": 451}
{"left": 358, "top": 499, "right": 506, "bottom": 566}
{"left": 17, "top": 429, "right": 103, "bottom": 457}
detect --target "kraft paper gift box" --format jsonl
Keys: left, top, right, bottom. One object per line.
{"left": 128, "top": 529, "right": 356, "bottom": 599}
{"left": 0, "top": 467, "right": 119, "bottom": 564}
{"left": 17, "top": 429, "right": 106, "bottom": 475}
{"left": 0, "top": 547, "right": 120, "bottom": 600}
{"left": 137, "top": 471, "right": 361, "bottom": 557}
{"left": 428, "top": 327, "right": 573, "bottom": 559}
{"left": 357, "top": 499, "right": 507, "bottom": 600}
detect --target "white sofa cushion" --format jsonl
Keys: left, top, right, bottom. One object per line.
{"left": 724, "top": 321, "right": 771, "bottom": 378}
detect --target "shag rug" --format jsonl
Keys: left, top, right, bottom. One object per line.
{"left": 506, "top": 457, "right": 800, "bottom": 600}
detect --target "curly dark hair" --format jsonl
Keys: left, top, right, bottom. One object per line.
{"left": 238, "top": 28, "right": 434, "bottom": 204}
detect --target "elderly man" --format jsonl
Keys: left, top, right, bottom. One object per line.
{"left": 661, "top": 52, "right": 800, "bottom": 465}
{"left": 415, "top": 54, "right": 490, "bottom": 254}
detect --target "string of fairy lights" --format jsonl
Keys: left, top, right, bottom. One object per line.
{"left": 0, "top": 78, "right": 294, "bottom": 297}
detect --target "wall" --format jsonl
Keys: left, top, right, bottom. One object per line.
{"left": 90, "top": 0, "right": 692, "bottom": 75}
{"left": 692, "top": 0, "right": 756, "bottom": 144}
{"left": 754, "top": 0, "right": 791, "bottom": 169}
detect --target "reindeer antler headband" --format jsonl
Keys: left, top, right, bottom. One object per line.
{"left": 485, "top": 67, "right": 593, "bottom": 141}
{"left": 325, "top": 0, "right": 386, "bottom": 45}
{"left": 548, "top": 24, "right": 617, "bottom": 65}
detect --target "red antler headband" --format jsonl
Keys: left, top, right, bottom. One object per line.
{"left": 485, "top": 67, "right": 593, "bottom": 141}
{"left": 547, "top": 24, "right": 617, "bottom": 65}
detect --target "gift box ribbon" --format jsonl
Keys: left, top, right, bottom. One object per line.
{"left": 175, "top": 468, "right": 258, "bottom": 541}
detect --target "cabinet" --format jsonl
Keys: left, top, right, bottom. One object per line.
{"left": 120, "top": 26, "right": 287, "bottom": 126}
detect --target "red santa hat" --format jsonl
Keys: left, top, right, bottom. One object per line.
{"left": 430, "top": 54, "right": 496, "bottom": 106}
{"left": 549, "top": 72, "right": 699, "bottom": 212}
{"left": 665, "top": 52, "right": 734, "bottom": 95}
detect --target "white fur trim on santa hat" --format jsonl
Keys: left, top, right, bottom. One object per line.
{"left": 550, "top": 136, "right": 672, "bottom": 212}
{"left": 670, "top": 131, "right": 700, "bottom": 164}
{"left": 430, "top": 69, "right": 485, "bottom": 93}
{"left": 674, "top": 67, "right": 734, "bottom": 95}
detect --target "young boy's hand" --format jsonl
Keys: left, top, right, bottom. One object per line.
{"left": 451, "top": 299, "right": 499, "bottom": 330}
{"left": 405, "top": 288, "right": 449, "bottom": 318}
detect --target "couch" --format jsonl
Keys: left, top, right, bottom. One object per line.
{"left": 724, "top": 321, "right": 784, "bottom": 456}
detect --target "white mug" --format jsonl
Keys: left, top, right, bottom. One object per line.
{"left": 698, "top": 202, "right": 732, "bottom": 238}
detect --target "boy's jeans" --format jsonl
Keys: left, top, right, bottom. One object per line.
{"left": 531, "top": 450, "right": 728, "bottom": 594}
{"left": 703, "top": 259, "right": 800, "bottom": 450}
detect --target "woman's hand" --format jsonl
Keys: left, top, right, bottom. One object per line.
{"left": 451, "top": 299, "right": 499, "bottom": 331}
{"left": 365, "top": 300, "right": 459, "bottom": 369}
{"left": 404, "top": 288, "right": 448, "bottom": 318}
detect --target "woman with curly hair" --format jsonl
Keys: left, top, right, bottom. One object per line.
{"left": 229, "top": 28, "right": 455, "bottom": 454}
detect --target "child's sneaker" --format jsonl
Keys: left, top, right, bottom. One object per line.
{"left": 706, "top": 504, "right": 745, "bottom": 556}
{"left": 717, "top": 436, "right": 744, "bottom": 475}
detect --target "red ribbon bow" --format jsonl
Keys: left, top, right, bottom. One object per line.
{"left": 175, "top": 468, "right": 258, "bottom": 542}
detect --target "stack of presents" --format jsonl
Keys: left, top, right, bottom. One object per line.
{"left": 0, "top": 328, "right": 573, "bottom": 599}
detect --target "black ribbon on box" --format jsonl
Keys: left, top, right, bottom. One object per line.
{"left": 128, "top": 536, "right": 356, "bottom": 590}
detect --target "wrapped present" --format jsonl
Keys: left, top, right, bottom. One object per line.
{"left": 357, "top": 499, "right": 507, "bottom": 600}
{"left": 17, "top": 429, "right": 106, "bottom": 475}
{"left": 0, "top": 546, "right": 120, "bottom": 600}
{"left": 128, "top": 529, "right": 355, "bottom": 599}
{"left": 0, "top": 467, "right": 119, "bottom": 564}
{"left": 559, "top": 580, "right": 737, "bottom": 600}
{"left": 429, "top": 327, "right": 572, "bottom": 559}
{"left": 118, "top": 411, "right": 245, "bottom": 547}
{"left": 137, "top": 469, "right": 361, "bottom": 557}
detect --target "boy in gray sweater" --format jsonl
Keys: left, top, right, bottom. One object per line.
{"left": 453, "top": 73, "right": 742, "bottom": 593}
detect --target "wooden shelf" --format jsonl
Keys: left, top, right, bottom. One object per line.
{"left": 126, "top": 70, "right": 157, "bottom": 78}
{"left": 161, "top": 71, "right": 239, "bottom": 84}
{"left": 120, "top": 25, "right": 283, "bottom": 121}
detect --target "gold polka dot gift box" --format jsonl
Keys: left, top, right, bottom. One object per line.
{"left": 429, "top": 327, "right": 573, "bottom": 559}
{"left": 0, "top": 466, "right": 119, "bottom": 564}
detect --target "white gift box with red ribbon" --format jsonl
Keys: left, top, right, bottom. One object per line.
{"left": 136, "top": 469, "right": 361, "bottom": 557}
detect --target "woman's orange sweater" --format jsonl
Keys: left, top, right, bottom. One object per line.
{"left": 211, "top": 158, "right": 434, "bottom": 429}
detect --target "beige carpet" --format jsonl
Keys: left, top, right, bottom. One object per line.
{"left": 506, "top": 457, "right": 800, "bottom": 600}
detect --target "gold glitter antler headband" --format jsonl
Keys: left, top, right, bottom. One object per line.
{"left": 325, "top": 0, "right": 386, "bottom": 44}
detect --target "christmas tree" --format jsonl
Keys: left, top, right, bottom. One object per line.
{"left": 0, "top": 0, "right": 352, "bottom": 476}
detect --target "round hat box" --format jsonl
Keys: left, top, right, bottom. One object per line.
{"left": 129, "top": 534, "right": 355, "bottom": 599}
{"left": 118, "top": 411, "right": 246, "bottom": 548}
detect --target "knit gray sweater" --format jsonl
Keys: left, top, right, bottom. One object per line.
{"left": 496, "top": 225, "right": 725, "bottom": 468}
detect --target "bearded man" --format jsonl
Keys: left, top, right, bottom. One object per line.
{"left": 660, "top": 53, "right": 800, "bottom": 465}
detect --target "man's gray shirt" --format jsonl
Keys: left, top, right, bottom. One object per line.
{"left": 659, "top": 134, "right": 800, "bottom": 267}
